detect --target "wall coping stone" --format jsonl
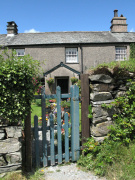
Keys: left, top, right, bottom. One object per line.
{"left": 91, "top": 100, "right": 114, "bottom": 106}
{"left": 89, "top": 74, "right": 113, "bottom": 83}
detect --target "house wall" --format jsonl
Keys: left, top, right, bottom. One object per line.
{"left": 25, "top": 45, "right": 81, "bottom": 76}
{"left": 25, "top": 44, "right": 130, "bottom": 76}
{"left": 83, "top": 45, "right": 115, "bottom": 71}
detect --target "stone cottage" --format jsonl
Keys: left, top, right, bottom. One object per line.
{"left": 0, "top": 10, "right": 135, "bottom": 94}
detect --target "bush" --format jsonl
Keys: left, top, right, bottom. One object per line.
{"left": 78, "top": 57, "right": 135, "bottom": 177}
{"left": 0, "top": 48, "right": 41, "bottom": 124}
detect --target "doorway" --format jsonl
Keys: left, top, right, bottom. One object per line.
{"left": 56, "top": 77, "right": 69, "bottom": 94}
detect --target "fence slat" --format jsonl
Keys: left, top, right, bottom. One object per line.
{"left": 71, "top": 85, "right": 80, "bottom": 161}
{"left": 50, "top": 113, "right": 55, "bottom": 165}
{"left": 34, "top": 115, "right": 40, "bottom": 167}
{"left": 56, "top": 86, "right": 62, "bottom": 164}
{"left": 41, "top": 87, "right": 47, "bottom": 167}
{"left": 64, "top": 113, "right": 69, "bottom": 162}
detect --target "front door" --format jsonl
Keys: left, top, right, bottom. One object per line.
{"left": 56, "top": 77, "right": 69, "bottom": 94}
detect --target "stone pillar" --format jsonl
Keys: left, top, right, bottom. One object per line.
{"left": 0, "top": 125, "right": 22, "bottom": 174}
{"left": 89, "top": 74, "right": 114, "bottom": 142}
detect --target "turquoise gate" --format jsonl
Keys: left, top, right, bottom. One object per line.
{"left": 33, "top": 85, "right": 80, "bottom": 167}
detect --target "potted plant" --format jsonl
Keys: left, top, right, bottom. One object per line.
{"left": 46, "top": 78, "right": 54, "bottom": 85}
{"left": 71, "top": 77, "right": 78, "bottom": 84}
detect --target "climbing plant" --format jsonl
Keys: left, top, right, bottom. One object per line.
{"left": 130, "top": 43, "right": 135, "bottom": 59}
{"left": 0, "top": 48, "right": 41, "bottom": 124}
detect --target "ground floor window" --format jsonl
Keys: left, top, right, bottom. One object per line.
{"left": 115, "top": 47, "right": 127, "bottom": 61}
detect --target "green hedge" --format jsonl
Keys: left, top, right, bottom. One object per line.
{"left": 0, "top": 48, "right": 41, "bottom": 124}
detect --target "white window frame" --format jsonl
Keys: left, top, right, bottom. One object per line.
{"left": 115, "top": 47, "right": 127, "bottom": 61}
{"left": 65, "top": 48, "right": 78, "bottom": 63}
{"left": 16, "top": 49, "right": 25, "bottom": 56}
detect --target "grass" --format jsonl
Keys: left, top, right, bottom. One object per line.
{"left": 31, "top": 103, "right": 42, "bottom": 126}
{"left": 105, "top": 141, "right": 135, "bottom": 180}
{"left": 0, "top": 169, "right": 45, "bottom": 180}
{"left": 77, "top": 140, "right": 135, "bottom": 180}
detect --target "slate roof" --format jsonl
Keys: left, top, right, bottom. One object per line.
{"left": 0, "top": 31, "right": 135, "bottom": 46}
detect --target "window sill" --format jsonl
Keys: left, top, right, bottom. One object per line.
{"left": 65, "top": 62, "right": 79, "bottom": 64}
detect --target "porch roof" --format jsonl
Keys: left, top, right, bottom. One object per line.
{"left": 43, "top": 62, "right": 80, "bottom": 76}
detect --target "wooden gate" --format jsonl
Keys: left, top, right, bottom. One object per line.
{"left": 33, "top": 85, "right": 80, "bottom": 167}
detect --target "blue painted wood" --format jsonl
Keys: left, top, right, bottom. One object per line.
{"left": 56, "top": 86, "right": 62, "bottom": 164}
{"left": 64, "top": 113, "right": 69, "bottom": 162}
{"left": 34, "top": 115, "right": 40, "bottom": 167}
{"left": 61, "top": 94, "right": 71, "bottom": 98}
{"left": 45, "top": 94, "right": 57, "bottom": 99}
{"left": 45, "top": 93, "right": 70, "bottom": 99}
{"left": 70, "top": 85, "right": 80, "bottom": 161}
{"left": 34, "top": 85, "right": 80, "bottom": 167}
{"left": 50, "top": 113, "right": 55, "bottom": 165}
{"left": 41, "top": 87, "right": 47, "bottom": 167}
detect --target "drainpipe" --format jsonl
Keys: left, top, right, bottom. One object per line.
{"left": 80, "top": 45, "right": 83, "bottom": 74}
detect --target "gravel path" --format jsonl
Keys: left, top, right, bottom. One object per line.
{"left": 43, "top": 163, "right": 106, "bottom": 180}
{"left": 33, "top": 130, "right": 106, "bottom": 180}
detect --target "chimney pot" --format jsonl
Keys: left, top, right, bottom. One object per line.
{"left": 114, "top": 9, "right": 118, "bottom": 17}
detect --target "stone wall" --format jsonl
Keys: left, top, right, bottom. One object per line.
{"left": 89, "top": 73, "right": 134, "bottom": 142}
{"left": 0, "top": 125, "right": 22, "bottom": 174}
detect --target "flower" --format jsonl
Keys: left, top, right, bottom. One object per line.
{"left": 61, "top": 128, "right": 65, "bottom": 134}
{"left": 46, "top": 78, "right": 54, "bottom": 85}
{"left": 71, "top": 77, "right": 78, "bottom": 84}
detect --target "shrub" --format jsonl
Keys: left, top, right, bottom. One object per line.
{"left": 0, "top": 48, "right": 41, "bottom": 124}
{"left": 78, "top": 57, "right": 135, "bottom": 177}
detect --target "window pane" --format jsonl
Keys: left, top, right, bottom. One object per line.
{"left": 66, "top": 48, "right": 78, "bottom": 63}
{"left": 115, "top": 47, "right": 126, "bottom": 61}
{"left": 16, "top": 49, "right": 25, "bottom": 56}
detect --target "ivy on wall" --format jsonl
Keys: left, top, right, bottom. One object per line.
{"left": 130, "top": 43, "right": 135, "bottom": 59}
{"left": 0, "top": 48, "right": 41, "bottom": 124}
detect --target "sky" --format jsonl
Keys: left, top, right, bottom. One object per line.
{"left": 0, "top": 0, "right": 135, "bottom": 34}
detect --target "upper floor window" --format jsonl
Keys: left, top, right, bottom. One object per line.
{"left": 115, "top": 47, "right": 126, "bottom": 61}
{"left": 16, "top": 49, "right": 25, "bottom": 56}
{"left": 66, "top": 48, "right": 78, "bottom": 63}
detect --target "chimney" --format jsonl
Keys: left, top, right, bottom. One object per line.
{"left": 110, "top": 10, "right": 128, "bottom": 32}
{"left": 7, "top": 21, "right": 18, "bottom": 36}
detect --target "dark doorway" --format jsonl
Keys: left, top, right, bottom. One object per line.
{"left": 56, "top": 77, "right": 69, "bottom": 94}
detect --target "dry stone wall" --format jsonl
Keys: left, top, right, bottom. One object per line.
{"left": 89, "top": 73, "right": 134, "bottom": 142}
{"left": 0, "top": 125, "right": 22, "bottom": 174}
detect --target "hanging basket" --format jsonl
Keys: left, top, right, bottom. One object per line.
{"left": 46, "top": 78, "right": 54, "bottom": 85}
{"left": 71, "top": 77, "right": 78, "bottom": 84}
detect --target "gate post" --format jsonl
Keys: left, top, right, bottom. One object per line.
{"left": 71, "top": 85, "right": 80, "bottom": 161}
{"left": 41, "top": 87, "right": 48, "bottom": 167}
{"left": 81, "top": 74, "right": 90, "bottom": 145}
{"left": 24, "top": 111, "right": 32, "bottom": 172}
